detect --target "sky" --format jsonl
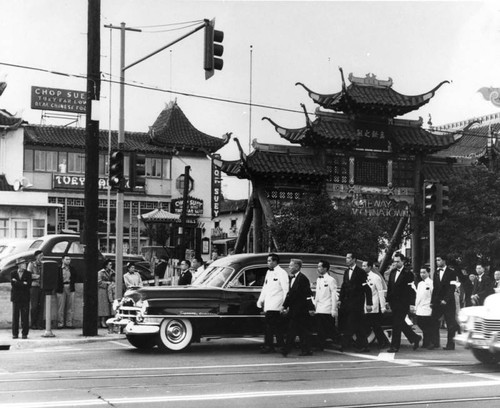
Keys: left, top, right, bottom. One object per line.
{"left": 1, "top": 0, "right": 500, "bottom": 199}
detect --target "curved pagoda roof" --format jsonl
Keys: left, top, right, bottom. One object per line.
{"left": 263, "top": 109, "right": 458, "bottom": 154}
{"left": 296, "top": 71, "right": 449, "bottom": 117}
{"left": 148, "top": 100, "right": 229, "bottom": 153}
{"left": 222, "top": 142, "right": 329, "bottom": 181}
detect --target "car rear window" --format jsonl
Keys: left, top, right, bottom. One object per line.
{"left": 68, "top": 241, "right": 84, "bottom": 254}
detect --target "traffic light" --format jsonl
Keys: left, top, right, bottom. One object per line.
{"left": 423, "top": 181, "right": 437, "bottom": 214}
{"left": 129, "top": 152, "right": 146, "bottom": 191}
{"left": 109, "top": 150, "right": 124, "bottom": 192}
{"left": 204, "top": 18, "right": 224, "bottom": 79}
{"left": 436, "top": 183, "right": 450, "bottom": 215}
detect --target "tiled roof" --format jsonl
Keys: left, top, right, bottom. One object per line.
{"left": 264, "top": 113, "right": 456, "bottom": 153}
{"left": 24, "top": 125, "right": 174, "bottom": 154}
{"left": 220, "top": 197, "right": 247, "bottom": 213}
{"left": 0, "top": 109, "right": 24, "bottom": 129}
{"left": 296, "top": 75, "right": 449, "bottom": 117}
{"left": 149, "top": 101, "right": 228, "bottom": 153}
{"left": 423, "top": 163, "right": 481, "bottom": 182}
{"left": 433, "top": 122, "right": 499, "bottom": 159}
{"left": 223, "top": 149, "right": 329, "bottom": 179}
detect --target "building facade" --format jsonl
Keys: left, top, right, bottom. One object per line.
{"left": 0, "top": 100, "right": 228, "bottom": 256}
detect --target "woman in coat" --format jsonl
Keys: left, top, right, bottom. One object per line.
{"left": 98, "top": 260, "right": 114, "bottom": 327}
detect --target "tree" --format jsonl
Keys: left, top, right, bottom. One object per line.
{"left": 434, "top": 165, "right": 500, "bottom": 273}
{"left": 270, "top": 192, "right": 396, "bottom": 260}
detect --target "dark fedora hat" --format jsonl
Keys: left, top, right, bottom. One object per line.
{"left": 16, "top": 257, "right": 28, "bottom": 266}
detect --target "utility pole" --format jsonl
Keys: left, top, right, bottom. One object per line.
{"left": 83, "top": 0, "right": 101, "bottom": 336}
{"left": 104, "top": 22, "right": 141, "bottom": 298}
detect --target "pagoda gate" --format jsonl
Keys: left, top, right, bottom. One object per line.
{"left": 222, "top": 70, "right": 459, "bottom": 272}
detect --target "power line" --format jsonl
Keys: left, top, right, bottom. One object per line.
{"left": 1, "top": 60, "right": 500, "bottom": 145}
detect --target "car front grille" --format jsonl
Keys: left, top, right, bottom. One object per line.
{"left": 119, "top": 307, "right": 139, "bottom": 319}
{"left": 473, "top": 317, "right": 500, "bottom": 338}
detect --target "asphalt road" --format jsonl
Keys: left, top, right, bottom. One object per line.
{"left": 1, "top": 337, "right": 500, "bottom": 408}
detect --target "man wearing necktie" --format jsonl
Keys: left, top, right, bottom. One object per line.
{"left": 281, "top": 258, "right": 315, "bottom": 356}
{"left": 386, "top": 252, "right": 421, "bottom": 353}
{"left": 431, "top": 255, "right": 459, "bottom": 350}
{"left": 257, "top": 253, "right": 289, "bottom": 353}
{"left": 312, "top": 260, "right": 340, "bottom": 350}
{"left": 471, "top": 262, "right": 494, "bottom": 306}
{"left": 338, "top": 252, "right": 373, "bottom": 352}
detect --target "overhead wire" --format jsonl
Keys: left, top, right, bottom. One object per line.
{"left": 1, "top": 60, "right": 499, "bottom": 148}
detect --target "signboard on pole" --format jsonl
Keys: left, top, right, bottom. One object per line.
{"left": 31, "top": 86, "right": 87, "bottom": 114}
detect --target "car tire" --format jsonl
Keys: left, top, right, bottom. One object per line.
{"left": 157, "top": 318, "right": 193, "bottom": 352}
{"left": 126, "top": 334, "right": 157, "bottom": 350}
{"left": 472, "top": 348, "right": 500, "bottom": 365}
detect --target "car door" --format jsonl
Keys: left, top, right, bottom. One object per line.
{"left": 222, "top": 265, "right": 268, "bottom": 335}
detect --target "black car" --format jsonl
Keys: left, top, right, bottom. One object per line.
{"left": 0, "top": 234, "right": 104, "bottom": 283}
{"left": 107, "top": 252, "right": 348, "bottom": 352}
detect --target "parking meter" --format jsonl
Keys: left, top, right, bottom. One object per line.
{"left": 41, "top": 260, "right": 59, "bottom": 292}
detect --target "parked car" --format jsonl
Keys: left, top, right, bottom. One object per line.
{"left": 0, "top": 234, "right": 104, "bottom": 283}
{"left": 0, "top": 238, "right": 35, "bottom": 261}
{"left": 456, "top": 291, "right": 500, "bottom": 364}
{"left": 107, "top": 252, "right": 348, "bottom": 352}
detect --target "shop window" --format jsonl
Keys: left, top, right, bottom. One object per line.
{"left": 13, "top": 219, "right": 28, "bottom": 239}
{"left": 33, "top": 150, "right": 58, "bottom": 172}
{"left": 163, "top": 158, "right": 172, "bottom": 179}
{"left": 68, "top": 152, "right": 85, "bottom": 173}
{"left": 32, "top": 219, "right": 45, "bottom": 238}
{"left": 24, "top": 149, "right": 33, "bottom": 171}
{"left": 98, "top": 154, "right": 108, "bottom": 176}
{"left": 59, "top": 152, "right": 68, "bottom": 173}
{"left": 66, "top": 219, "right": 80, "bottom": 232}
{"left": 146, "top": 157, "right": 162, "bottom": 178}
{"left": 0, "top": 219, "right": 8, "bottom": 238}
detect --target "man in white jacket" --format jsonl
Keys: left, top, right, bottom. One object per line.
{"left": 257, "top": 253, "right": 289, "bottom": 353}
{"left": 362, "top": 260, "right": 390, "bottom": 348}
{"left": 312, "top": 259, "right": 340, "bottom": 350}
{"left": 413, "top": 267, "right": 439, "bottom": 350}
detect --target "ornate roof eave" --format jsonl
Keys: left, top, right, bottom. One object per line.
{"left": 262, "top": 116, "right": 310, "bottom": 145}
{"left": 296, "top": 76, "right": 450, "bottom": 115}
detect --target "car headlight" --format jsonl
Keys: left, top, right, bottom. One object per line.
{"left": 134, "top": 300, "right": 148, "bottom": 323}
{"left": 458, "top": 310, "right": 475, "bottom": 331}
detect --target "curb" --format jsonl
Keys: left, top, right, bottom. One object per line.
{"left": 0, "top": 330, "right": 125, "bottom": 350}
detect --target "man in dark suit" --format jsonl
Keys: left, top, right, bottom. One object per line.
{"left": 11, "top": 257, "right": 32, "bottom": 339}
{"left": 471, "top": 262, "right": 494, "bottom": 306}
{"left": 338, "top": 252, "right": 373, "bottom": 352}
{"left": 178, "top": 259, "right": 192, "bottom": 286}
{"left": 432, "top": 255, "right": 459, "bottom": 350}
{"left": 386, "top": 252, "right": 421, "bottom": 353}
{"left": 281, "top": 258, "right": 315, "bottom": 357}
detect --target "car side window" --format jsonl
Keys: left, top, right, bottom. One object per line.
{"left": 68, "top": 241, "right": 84, "bottom": 254}
{"left": 52, "top": 241, "right": 70, "bottom": 254}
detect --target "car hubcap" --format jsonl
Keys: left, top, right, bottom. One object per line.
{"left": 166, "top": 321, "right": 186, "bottom": 344}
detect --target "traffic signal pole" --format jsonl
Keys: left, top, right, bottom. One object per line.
{"left": 429, "top": 215, "right": 436, "bottom": 279}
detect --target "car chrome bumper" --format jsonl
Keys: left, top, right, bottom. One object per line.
{"left": 455, "top": 331, "right": 500, "bottom": 351}
{"left": 106, "top": 317, "right": 131, "bottom": 328}
{"left": 124, "top": 321, "right": 159, "bottom": 335}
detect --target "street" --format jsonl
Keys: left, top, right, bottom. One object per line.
{"left": 2, "top": 336, "right": 500, "bottom": 408}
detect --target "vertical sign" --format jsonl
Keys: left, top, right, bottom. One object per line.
{"left": 212, "top": 156, "right": 222, "bottom": 218}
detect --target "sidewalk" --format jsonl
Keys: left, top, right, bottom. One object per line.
{"left": 0, "top": 326, "right": 125, "bottom": 351}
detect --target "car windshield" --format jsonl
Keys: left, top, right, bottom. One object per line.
{"left": 29, "top": 240, "right": 44, "bottom": 250}
{"left": 202, "top": 266, "right": 235, "bottom": 288}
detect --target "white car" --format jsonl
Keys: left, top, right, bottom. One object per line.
{"left": 455, "top": 291, "right": 500, "bottom": 364}
{"left": 0, "top": 238, "right": 35, "bottom": 261}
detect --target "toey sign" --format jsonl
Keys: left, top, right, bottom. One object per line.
{"left": 31, "top": 86, "right": 87, "bottom": 114}
{"left": 53, "top": 174, "right": 129, "bottom": 190}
